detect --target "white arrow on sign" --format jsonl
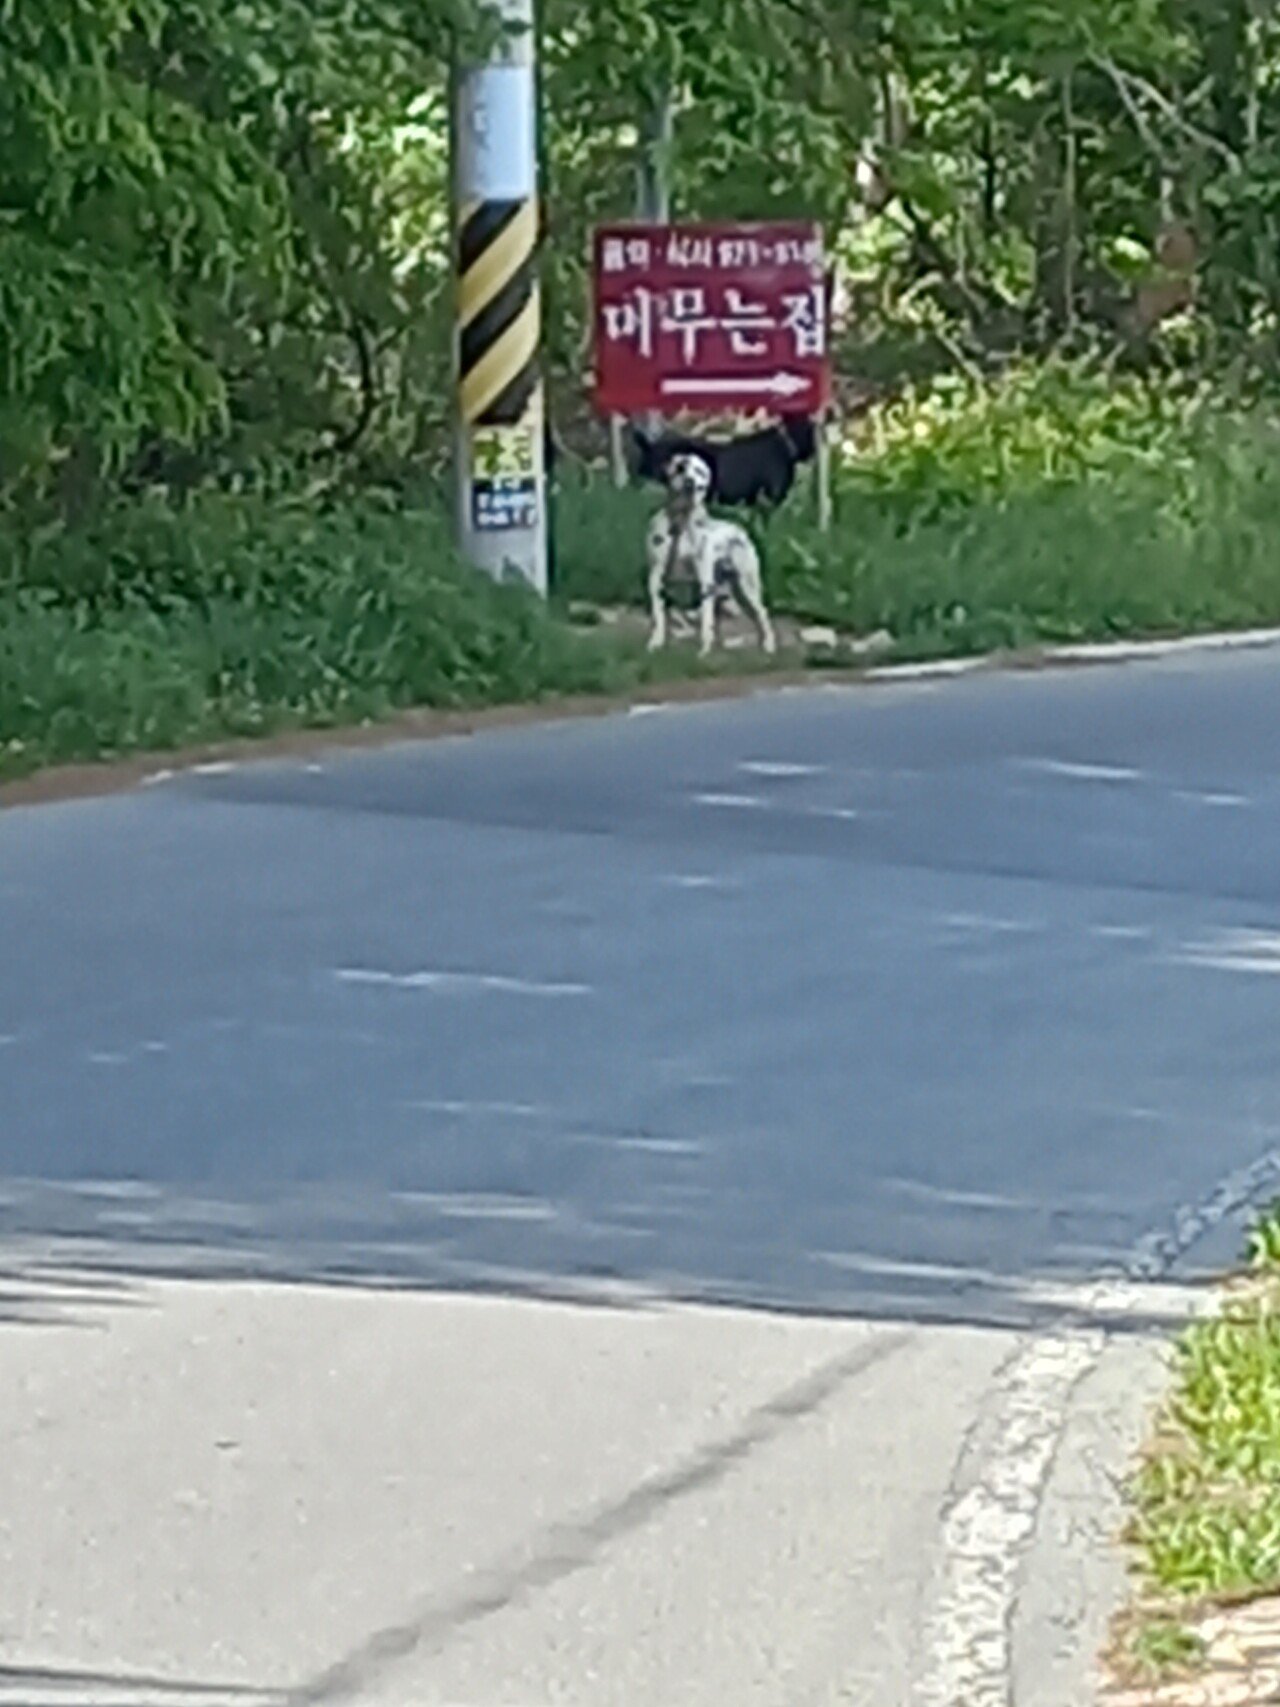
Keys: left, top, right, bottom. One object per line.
{"left": 660, "top": 372, "right": 814, "bottom": 400}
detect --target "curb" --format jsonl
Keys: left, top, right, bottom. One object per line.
{"left": 5, "top": 623, "right": 1280, "bottom": 811}
{"left": 864, "top": 624, "right": 1280, "bottom": 684}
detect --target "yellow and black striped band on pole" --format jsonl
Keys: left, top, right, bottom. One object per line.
{"left": 458, "top": 197, "right": 541, "bottom": 427}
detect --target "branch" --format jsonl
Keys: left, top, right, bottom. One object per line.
{"left": 889, "top": 194, "right": 1015, "bottom": 324}
{"left": 1092, "top": 55, "right": 1167, "bottom": 166}
{"left": 328, "top": 313, "right": 379, "bottom": 457}
{"left": 1092, "top": 55, "right": 1240, "bottom": 170}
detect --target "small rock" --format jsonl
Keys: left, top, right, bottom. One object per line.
{"left": 848, "top": 628, "right": 894, "bottom": 659}
{"left": 799, "top": 625, "right": 840, "bottom": 649}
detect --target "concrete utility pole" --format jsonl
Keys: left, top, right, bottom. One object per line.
{"left": 453, "top": 0, "right": 547, "bottom": 594}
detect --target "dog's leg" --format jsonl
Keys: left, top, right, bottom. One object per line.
{"left": 695, "top": 549, "right": 718, "bottom": 657}
{"left": 647, "top": 557, "right": 668, "bottom": 651}
{"left": 645, "top": 519, "right": 670, "bottom": 652}
{"left": 732, "top": 546, "right": 777, "bottom": 656}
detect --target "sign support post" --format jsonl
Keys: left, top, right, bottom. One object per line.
{"left": 452, "top": 0, "right": 547, "bottom": 594}
{"left": 816, "top": 418, "right": 832, "bottom": 532}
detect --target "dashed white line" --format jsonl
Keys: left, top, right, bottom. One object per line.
{"left": 693, "top": 792, "right": 770, "bottom": 811}
{"left": 739, "top": 760, "right": 826, "bottom": 779}
{"left": 1172, "top": 929, "right": 1280, "bottom": 975}
{"left": 408, "top": 1100, "right": 544, "bottom": 1119}
{"left": 394, "top": 1193, "right": 558, "bottom": 1223}
{"left": 942, "top": 913, "right": 1037, "bottom": 935}
{"left": 1173, "top": 789, "right": 1251, "bottom": 808}
{"left": 1016, "top": 758, "right": 1142, "bottom": 783}
{"left": 335, "top": 969, "right": 592, "bottom": 998}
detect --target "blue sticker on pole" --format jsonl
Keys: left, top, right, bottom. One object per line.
{"left": 459, "top": 67, "right": 536, "bottom": 200}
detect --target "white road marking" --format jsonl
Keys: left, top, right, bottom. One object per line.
{"left": 408, "top": 1100, "right": 544, "bottom": 1119}
{"left": 885, "top": 1181, "right": 1038, "bottom": 1213}
{"left": 867, "top": 658, "right": 986, "bottom": 682}
{"left": 394, "top": 1193, "right": 557, "bottom": 1223}
{"left": 659, "top": 874, "right": 734, "bottom": 890}
{"left": 335, "top": 969, "right": 592, "bottom": 998}
{"left": 1173, "top": 929, "right": 1280, "bottom": 975}
{"left": 915, "top": 1146, "right": 1280, "bottom": 1707}
{"left": 1016, "top": 758, "right": 1142, "bottom": 783}
{"left": 1174, "top": 789, "right": 1251, "bottom": 808}
{"left": 693, "top": 792, "right": 770, "bottom": 811}
{"left": 1049, "top": 625, "right": 1280, "bottom": 664}
{"left": 942, "top": 913, "right": 1037, "bottom": 935}
{"left": 1091, "top": 924, "right": 1153, "bottom": 941}
{"left": 192, "top": 761, "right": 236, "bottom": 776}
{"left": 614, "top": 1137, "right": 705, "bottom": 1156}
{"left": 740, "top": 760, "right": 825, "bottom": 779}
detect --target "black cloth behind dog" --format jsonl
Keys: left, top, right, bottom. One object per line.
{"left": 630, "top": 416, "right": 817, "bottom": 509}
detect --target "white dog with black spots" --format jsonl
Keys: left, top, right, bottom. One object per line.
{"left": 645, "top": 453, "right": 777, "bottom": 658}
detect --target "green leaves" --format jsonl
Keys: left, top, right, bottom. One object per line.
{"left": 0, "top": 0, "right": 464, "bottom": 511}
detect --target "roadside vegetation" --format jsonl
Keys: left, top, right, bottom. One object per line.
{"left": 9, "top": 1, "right": 1280, "bottom": 781}
{"left": 1117, "top": 1201, "right": 1280, "bottom": 1685}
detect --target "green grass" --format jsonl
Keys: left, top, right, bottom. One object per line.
{"left": 0, "top": 494, "right": 734, "bottom": 782}
{"left": 1120, "top": 1614, "right": 1206, "bottom": 1682}
{"left": 9, "top": 364, "right": 1280, "bottom": 783}
{"left": 1119, "top": 1201, "right": 1280, "bottom": 1681}
{"left": 555, "top": 387, "right": 1280, "bottom": 659}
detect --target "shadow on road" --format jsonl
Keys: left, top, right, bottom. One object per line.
{"left": 0, "top": 1169, "right": 1216, "bottom": 1340}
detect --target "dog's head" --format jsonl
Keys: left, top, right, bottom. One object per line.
{"left": 665, "top": 453, "right": 714, "bottom": 505}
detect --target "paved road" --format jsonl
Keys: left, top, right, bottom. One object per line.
{"left": 4, "top": 648, "right": 1280, "bottom": 1706}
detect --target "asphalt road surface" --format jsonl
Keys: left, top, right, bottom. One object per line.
{"left": 5, "top": 646, "right": 1280, "bottom": 1707}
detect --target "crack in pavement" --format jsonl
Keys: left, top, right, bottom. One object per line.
{"left": 285, "top": 1331, "right": 913, "bottom": 1706}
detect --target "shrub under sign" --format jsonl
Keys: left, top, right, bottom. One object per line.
{"left": 592, "top": 222, "right": 831, "bottom": 418}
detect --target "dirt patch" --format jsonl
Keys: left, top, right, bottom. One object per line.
{"left": 1106, "top": 1599, "right": 1280, "bottom": 1705}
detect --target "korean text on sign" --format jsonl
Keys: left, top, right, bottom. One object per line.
{"left": 593, "top": 221, "right": 831, "bottom": 417}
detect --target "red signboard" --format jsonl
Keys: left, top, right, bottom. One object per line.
{"left": 592, "top": 221, "right": 831, "bottom": 417}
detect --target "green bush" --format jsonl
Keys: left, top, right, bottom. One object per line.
{"left": 0, "top": 495, "right": 684, "bottom": 779}
{"left": 841, "top": 361, "right": 1212, "bottom": 520}
{"left": 551, "top": 390, "right": 1280, "bottom": 658}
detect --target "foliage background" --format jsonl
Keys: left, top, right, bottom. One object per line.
{"left": 8, "top": 0, "right": 1280, "bottom": 780}
{"left": 8, "top": 0, "right": 1280, "bottom": 519}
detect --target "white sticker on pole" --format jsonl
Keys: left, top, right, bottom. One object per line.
{"left": 460, "top": 67, "right": 535, "bottom": 200}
